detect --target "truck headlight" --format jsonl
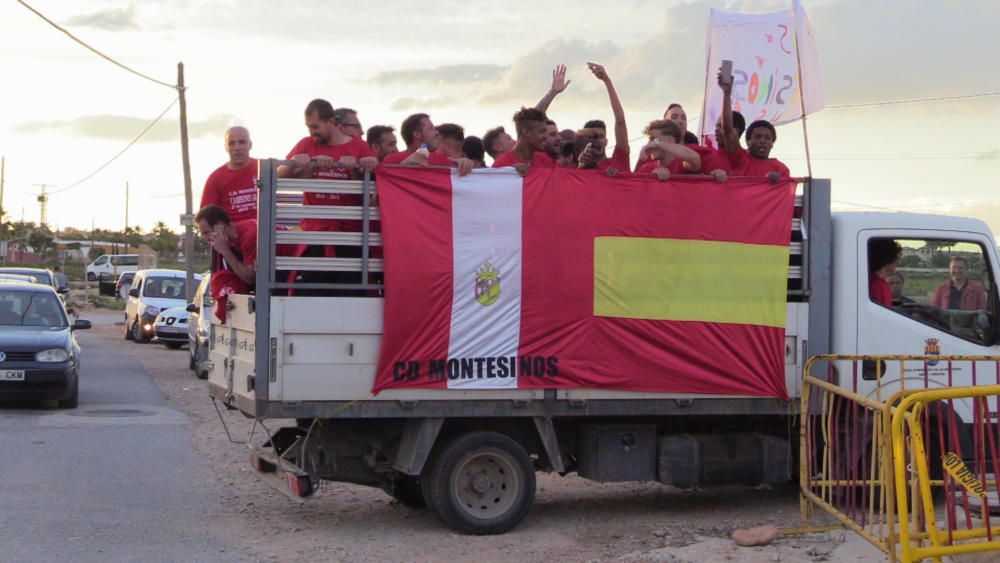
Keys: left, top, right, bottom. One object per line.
{"left": 36, "top": 348, "right": 69, "bottom": 363}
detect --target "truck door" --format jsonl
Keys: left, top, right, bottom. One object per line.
{"left": 856, "top": 232, "right": 999, "bottom": 399}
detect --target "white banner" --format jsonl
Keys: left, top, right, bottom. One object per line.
{"left": 699, "top": 0, "right": 823, "bottom": 143}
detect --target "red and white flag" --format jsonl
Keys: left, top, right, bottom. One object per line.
{"left": 374, "top": 166, "right": 795, "bottom": 397}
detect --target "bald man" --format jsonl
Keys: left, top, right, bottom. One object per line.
{"left": 200, "top": 126, "right": 259, "bottom": 222}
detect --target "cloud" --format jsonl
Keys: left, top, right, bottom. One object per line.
{"left": 13, "top": 114, "right": 236, "bottom": 142}
{"left": 374, "top": 64, "right": 508, "bottom": 86}
{"left": 65, "top": 5, "right": 139, "bottom": 31}
{"left": 390, "top": 97, "right": 458, "bottom": 111}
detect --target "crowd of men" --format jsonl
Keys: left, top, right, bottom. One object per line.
{"left": 196, "top": 62, "right": 791, "bottom": 311}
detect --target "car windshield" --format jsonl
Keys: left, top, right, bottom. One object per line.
{"left": 0, "top": 270, "right": 51, "bottom": 285}
{"left": 0, "top": 291, "right": 67, "bottom": 327}
{"left": 143, "top": 277, "right": 187, "bottom": 299}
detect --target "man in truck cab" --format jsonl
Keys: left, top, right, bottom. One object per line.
{"left": 932, "top": 256, "right": 987, "bottom": 311}
{"left": 868, "top": 239, "right": 901, "bottom": 307}
{"left": 196, "top": 204, "right": 256, "bottom": 322}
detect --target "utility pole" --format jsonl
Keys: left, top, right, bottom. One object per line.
{"left": 32, "top": 183, "right": 51, "bottom": 228}
{"left": 178, "top": 62, "right": 195, "bottom": 301}
{"left": 0, "top": 156, "right": 5, "bottom": 224}
{"left": 124, "top": 181, "right": 130, "bottom": 254}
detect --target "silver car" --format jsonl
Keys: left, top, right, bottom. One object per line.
{"left": 187, "top": 274, "right": 212, "bottom": 379}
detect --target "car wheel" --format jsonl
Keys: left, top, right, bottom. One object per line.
{"left": 132, "top": 318, "right": 147, "bottom": 343}
{"left": 125, "top": 317, "right": 133, "bottom": 341}
{"left": 421, "top": 431, "right": 535, "bottom": 535}
{"left": 189, "top": 343, "right": 197, "bottom": 370}
{"left": 163, "top": 341, "right": 184, "bottom": 350}
{"left": 86, "top": 272, "right": 96, "bottom": 281}
{"left": 58, "top": 377, "right": 79, "bottom": 409}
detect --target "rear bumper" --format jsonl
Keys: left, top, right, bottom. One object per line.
{"left": 0, "top": 366, "right": 76, "bottom": 402}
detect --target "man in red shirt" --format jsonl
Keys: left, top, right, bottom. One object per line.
{"left": 200, "top": 126, "right": 258, "bottom": 222}
{"left": 278, "top": 99, "right": 378, "bottom": 232}
{"left": 333, "top": 107, "right": 364, "bottom": 140}
{"left": 196, "top": 204, "right": 256, "bottom": 322}
{"left": 932, "top": 256, "right": 987, "bottom": 310}
{"left": 483, "top": 126, "right": 515, "bottom": 164}
{"left": 383, "top": 113, "right": 473, "bottom": 174}
{"left": 366, "top": 125, "right": 398, "bottom": 162}
{"left": 868, "top": 239, "right": 900, "bottom": 308}
{"left": 634, "top": 120, "right": 700, "bottom": 179}
{"left": 576, "top": 63, "right": 630, "bottom": 175}
{"left": 543, "top": 120, "right": 563, "bottom": 163}
{"left": 729, "top": 120, "right": 790, "bottom": 183}
{"left": 435, "top": 123, "right": 465, "bottom": 160}
{"left": 492, "top": 107, "right": 555, "bottom": 173}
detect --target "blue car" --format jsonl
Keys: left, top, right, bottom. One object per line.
{"left": 0, "top": 282, "right": 90, "bottom": 408}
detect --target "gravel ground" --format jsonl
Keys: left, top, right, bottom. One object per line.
{"left": 85, "top": 309, "right": 887, "bottom": 562}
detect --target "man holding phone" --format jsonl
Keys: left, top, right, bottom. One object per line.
{"left": 576, "top": 62, "right": 630, "bottom": 174}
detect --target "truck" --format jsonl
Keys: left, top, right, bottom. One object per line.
{"left": 208, "top": 161, "right": 1000, "bottom": 534}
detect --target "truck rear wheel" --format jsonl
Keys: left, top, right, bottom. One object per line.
{"left": 421, "top": 431, "right": 535, "bottom": 535}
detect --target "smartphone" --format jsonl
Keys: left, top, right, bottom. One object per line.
{"left": 720, "top": 59, "right": 733, "bottom": 84}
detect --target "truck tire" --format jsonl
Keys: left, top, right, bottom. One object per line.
{"left": 421, "top": 431, "right": 535, "bottom": 535}
{"left": 384, "top": 475, "right": 426, "bottom": 508}
{"left": 124, "top": 316, "right": 133, "bottom": 341}
{"left": 87, "top": 272, "right": 96, "bottom": 281}
{"left": 132, "top": 319, "right": 147, "bottom": 343}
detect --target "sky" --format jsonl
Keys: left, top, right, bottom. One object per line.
{"left": 1, "top": 0, "right": 999, "bottom": 234}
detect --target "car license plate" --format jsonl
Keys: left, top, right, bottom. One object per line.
{"left": 0, "top": 370, "right": 25, "bottom": 381}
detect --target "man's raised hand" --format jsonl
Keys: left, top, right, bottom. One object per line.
{"left": 550, "top": 64, "right": 570, "bottom": 95}
{"left": 587, "top": 62, "right": 609, "bottom": 83}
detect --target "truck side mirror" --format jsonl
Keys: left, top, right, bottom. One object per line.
{"left": 128, "top": 288, "right": 139, "bottom": 298}
{"left": 186, "top": 303, "right": 198, "bottom": 313}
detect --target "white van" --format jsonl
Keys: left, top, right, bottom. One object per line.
{"left": 86, "top": 254, "right": 149, "bottom": 281}
{"left": 124, "top": 269, "right": 200, "bottom": 343}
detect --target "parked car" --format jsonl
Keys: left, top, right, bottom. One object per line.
{"left": 0, "top": 274, "right": 37, "bottom": 284}
{"left": 86, "top": 254, "right": 140, "bottom": 281}
{"left": 0, "top": 282, "right": 90, "bottom": 408}
{"left": 153, "top": 306, "right": 189, "bottom": 349}
{"left": 0, "top": 267, "right": 67, "bottom": 302}
{"left": 187, "top": 274, "right": 212, "bottom": 379}
{"left": 115, "top": 271, "right": 136, "bottom": 300}
{"left": 124, "top": 269, "right": 200, "bottom": 343}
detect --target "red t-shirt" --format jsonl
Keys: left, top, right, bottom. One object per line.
{"left": 382, "top": 149, "right": 452, "bottom": 166}
{"left": 728, "top": 147, "right": 790, "bottom": 178}
{"left": 200, "top": 159, "right": 258, "bottom": 222}
{"left": 700, "top": 149, "right": 732, "bottom": 174}
{"left": 492, "top": 150, "right": 556, "bottom": 168}
{"left": 596, "top": 145, "right": 630, "bottom": 172}
{"left": 634, "top": 143, "right": 709, "bottom": 175}
{"left": 213, "top": 219, "right": 258, "bottom": 272}
{"left": 870, "top": 273, "right": 892, "bottom": 307}
{"left": 286, "top": 136, "right": 375, "bottom": 231}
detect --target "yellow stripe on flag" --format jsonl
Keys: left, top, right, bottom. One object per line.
{"left": 594, "top": 237, "right": 788, "bottom": 327}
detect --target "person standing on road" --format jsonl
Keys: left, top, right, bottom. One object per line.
{"left": 200, "top": 126, "right": 258, "bottom": 223}
{"left": 53, "top": 265, "right": 68, "bottom": 289}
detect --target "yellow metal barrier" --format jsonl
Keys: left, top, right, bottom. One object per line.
{"left": 800, "top": 354, "right": 1000, "bottom": 562}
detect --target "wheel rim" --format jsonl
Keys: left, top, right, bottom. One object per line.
{"left": 451, "top": 448, "right": 520, "bottom": 520}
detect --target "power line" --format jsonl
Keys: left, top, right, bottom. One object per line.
{"left": 15, "top": 0, "right": 176, "bottom": 90}
{"left": 827, "top": 90, "right": 1000, "bottom": 110}
{"left": 50, "top": 97, "right": 179, "bottom": 195}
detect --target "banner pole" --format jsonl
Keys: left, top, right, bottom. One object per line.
{"left": 792, "top": 2, "right": 813, "bottom": 178}
{"left": 698, "top": 12, "right": 714, "bottom": 145}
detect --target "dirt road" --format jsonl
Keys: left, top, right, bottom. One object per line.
{"left": 92, "top": 313, "right": 882, "bottom": 562}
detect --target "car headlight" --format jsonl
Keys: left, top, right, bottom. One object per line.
{"left": 36, "top": 348, "right": 69, "bottom": 363}
{"left": 144, "top": 305, "right": 160, "bottom": 317}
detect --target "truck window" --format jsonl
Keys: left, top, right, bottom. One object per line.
{"left": 94, "top": 256, "right": 108, "bottom": 266}
{"left": 872, "top": 238, "right": 995, "bottom": 345}
{"left": 112, "top": 256, "right": 139, "bottom": 266}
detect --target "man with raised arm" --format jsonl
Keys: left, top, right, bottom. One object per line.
{"left": 576, "top": 62, "right": 630, "bottom": 174}
{"left": 200, "top": 126, "right": 258, "bottom": 222}
{"left": 382, "top": 113, "right": 473, "bottom": 175}
{"left": 483, "top": 65, "right": 570, "bottom": 164}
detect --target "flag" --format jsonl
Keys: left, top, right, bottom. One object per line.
{"left": 374, "top": 166, "right": 796, "bottom": 398}
{"left": 699, "top": 0, "right": 823, "bottom": 144}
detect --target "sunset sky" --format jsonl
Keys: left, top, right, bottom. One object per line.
{"left": 1, "top": 0, "right": 998, "bottom": 234}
